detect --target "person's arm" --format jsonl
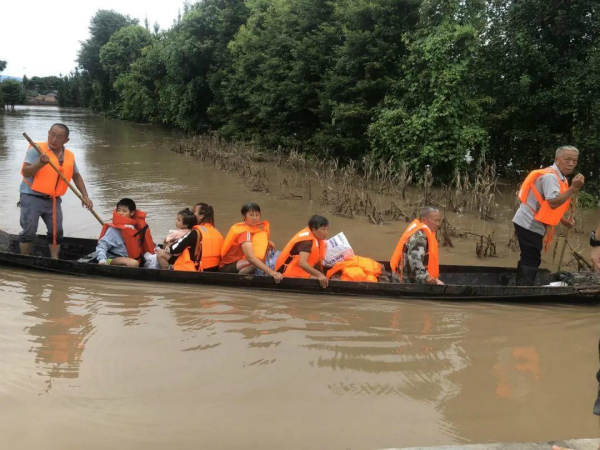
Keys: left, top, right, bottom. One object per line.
{"left": 592, "top": 222, "right": 600, "bottom": 273}
{"left": 298, "top": 251, "right": 328, "bottom": 288}
{"left": 169, "top": 231, "right": 197, "bottom": 257}
{"left": 21, "top": 147, "right": 49, "bottom": 178}
{"left": 72, "top": 172, "right": 93, "bottom": 209}
{"left": 241, "top": 241, "right": 283, "bottom": 283}
{"left": 547, "top": 174, "right": 584, "bottom": 209}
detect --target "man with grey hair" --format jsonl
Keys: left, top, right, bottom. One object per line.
{"left": 390, "top": 206, "right": 444, "bottom": 285}
{"left": 512, "top": 145, "right": 584, "bottom": 285}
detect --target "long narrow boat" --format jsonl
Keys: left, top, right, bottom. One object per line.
{"left": 0, "top": 232, "right": 598, "bottom": 303}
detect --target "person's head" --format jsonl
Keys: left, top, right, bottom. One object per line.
{"left": 419, "top": 206, "right": 441, "bottom": 233}
{"left": 554, "top": 145, "right": 579, "bottom": 176}
{"left": 308, "top": 215, "right": 330, "bottom": 240}
{"left": 241, "top": 202, "right": 261, "bottom": 226}
{"left": 116, "top": 198, "right": 136, "bottom": 218}
{"left": 176, "top": 208, "right": 197, "bottom": 230}
{"left": 47, "top": 123, "right": 70, "bottom": 151}
{"left": 192, "top": 203, "right": 215, "bottom": 226}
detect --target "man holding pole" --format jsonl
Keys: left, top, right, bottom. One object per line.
{"left": 512, "top": 145, "right": 584, "bottom": 285}
{"left": 19, "top": 124, "right": 93, "bottom": 259}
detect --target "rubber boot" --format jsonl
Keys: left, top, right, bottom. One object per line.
{"left": 516, "top": 263, "right": 538, "bottom": 286}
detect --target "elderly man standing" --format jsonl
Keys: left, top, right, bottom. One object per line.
{"left": 512, "top": 145, "right": 585, "bottom": 285}
{"left": 19, "top": 123, "right": 93, "bottom": 259}
{"left": 390, "top": 206, "right": 444, "bottom": 285}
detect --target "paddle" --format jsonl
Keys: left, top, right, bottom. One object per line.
{"left": 557, "top": 194, "right": 578, "bottom": 272}
{"left": 22, "top": 133, "right": 105, "bottom": 226}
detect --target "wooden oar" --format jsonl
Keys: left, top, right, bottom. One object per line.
{"left": 557, "top": 195, "right": 577, "bottom": 272}
{"left": 23, "top": 133, "right": 105, "bottom": 226}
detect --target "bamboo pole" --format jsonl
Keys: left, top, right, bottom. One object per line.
{"left": 557, "top": 195, "right": 577, "bottom": 272}
{"left": 23, "top": 133, "right": 105, "bottom": 226}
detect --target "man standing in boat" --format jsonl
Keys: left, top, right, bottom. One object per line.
{"left": 512, "top": 146, "right": 584, "bottom": 285}
{"left": 19, "top": 124, "right": 93, "bottom": 259}
{"left": 390, "top": 206, "right": 443, "bottom": 285}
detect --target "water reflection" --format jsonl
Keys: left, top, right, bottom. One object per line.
{"left": 21, "top": 282, "right": 93, "bottom": 381}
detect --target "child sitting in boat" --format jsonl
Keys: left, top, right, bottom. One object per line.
{"left": 220, "top": 202, "right": 283, "bottom": 283}
{"left": 96, "top": 198, "right": 155, "bottom": 267}
{"left": 275, "top": 215, "right": 329, "bottom": 288}
{"left": 156, "top": 209, "right": 201, "bottom": 271}
{"left": 192, "top": 202, "right": 224, "bottom": 272}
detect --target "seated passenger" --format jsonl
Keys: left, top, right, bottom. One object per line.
{"left": 220, "top": 202, "right": 283, "bottom": 283}
{"left": 157, "top": 209, "right": 202, "bottom": 271}
{"left": 96, "top": 198, "right": 155, "bottom": 268}
{"left": 192, "top": 203, "right": 224, "bottom": 272}
{"left": 390, "top": 206, "right": 444, "bottom": 285}
{"left": 275, "top": 215, "right": 329, "bottom": 288}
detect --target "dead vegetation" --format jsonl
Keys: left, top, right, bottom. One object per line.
{"left": 173, "top": 137, "right": 513, "bottom": 260}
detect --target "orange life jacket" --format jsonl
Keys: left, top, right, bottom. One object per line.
{"left": 326, "top": 256, "right": 382, "bottom": 282}
{"left": 517, "top": 166, "right": 571, "bottom": 249}
{"left": 275, "top": 227, "right": 325, "bottom": 278}
{"left": 21, "top": 142, "right": 75, "bottom": 198}
{"left": 173, "top": 229, "right": 203, "bottom": 272}
{"left": 194, "top": 223, "right": 223, "bottom": 270}
{"left": 98, "top": 210, "right": 155, "bottom": 262}
{"left": 390, "top": 219, "right": 440, "bottom": 280}
{"left": 220, "top": 220, "right": 270, "bottom": 266}
{"left": 517, "top": 167, "right": 570, "bottom": 227}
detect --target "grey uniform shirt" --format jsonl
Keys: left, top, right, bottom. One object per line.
{"left": 512, "top": 163, "right": 565, "bottom": 236}
{"left": 403, "top": 230, "right": 430, "bottom": 284}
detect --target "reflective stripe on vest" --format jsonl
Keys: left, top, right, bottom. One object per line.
{"left": 194, "top": 223, "right": 223, "bottom": 270}
{"left": 220, "top": 221, "right": 270, "bottom": 266}
{"left": 275, "top": 227, "right": 325, "bottom": 278}
{"left": 21, "top": 142, "right": 75, "bottom": 197}
{"left": 390, "top": 219, "right": 440, "bottom": 279}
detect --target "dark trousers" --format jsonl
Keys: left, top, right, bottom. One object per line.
{"left": 514, "top": 223, "right": 543, "bottom": 268}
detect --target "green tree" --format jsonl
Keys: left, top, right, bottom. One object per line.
{"left": 0, "top": 60, "right": 6, "bottom": 73}
{"left": 78, "top": 10, "right": 138, "bottom": 110}
{"left": 216, "top": 0, "right": 337, "bottom": 148}
{"left": 315, "top": 0, "right": 420, "bottom": 159}
{"left": 157, "top": 0, "right": 250, "bottom": 131}
{"left": 2, "top": 79, "right": 25, "bottom": 111}
{"left": 369, "top": 0, "right": 489, "bottom": 179}
{"left": 479, "top": 0, "right": 600, "bottom": 194}
{"left": 100, "top": 25, "right": 153, "bottom": 87}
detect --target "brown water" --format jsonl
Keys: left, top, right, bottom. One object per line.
{"left": 0, "top": 106, "right": 599, "bottom": 449}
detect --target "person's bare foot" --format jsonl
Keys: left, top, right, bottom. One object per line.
{"left": 552, "top": 445, "right": 573, "bottom": 450}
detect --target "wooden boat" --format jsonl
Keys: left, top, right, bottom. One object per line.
{"left": 0, "top": 232, "right": 598, "bottom": 303}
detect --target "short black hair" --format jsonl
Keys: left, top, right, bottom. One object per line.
{"left": 178, "top": 208, "right": 197, "bottom": 229}
{"left": 193, "top": 203, "right": 215, "bottom": 226}
{"left": 50, "top": 123, "right": 70, "bottom": 138}
{"left": 241, "top": 202, "right": 261, "bottom": 216}
{"left": 116, "top": 198, "right": 136, "bottom": 211}
{"left": 308, "top": 214, "right": 329, "bottom": 230}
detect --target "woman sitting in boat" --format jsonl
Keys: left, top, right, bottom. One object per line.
{"left": 192, "top": 203, "right": 224, "bottom": 272}
{"left": 156, "top": 209, "right": 202, "bottom": 271}
{"left": 96, "top": 198, "right": 155, "bottom": 268}
{"left": 275, "top": 215, "right": 329, "bottom": 288}
{"left": 219, "top": 202, "right": 283, "bottom": 283}
{"left": 390, "top": 206, "right": 444, "bottom": 285}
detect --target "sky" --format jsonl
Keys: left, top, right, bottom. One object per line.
{"left": 1, "top": 0, "right": 183, "bottom": 78}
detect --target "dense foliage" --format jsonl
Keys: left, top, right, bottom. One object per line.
{"left": 51, "top": 1, "right": 600, "bottom": 194}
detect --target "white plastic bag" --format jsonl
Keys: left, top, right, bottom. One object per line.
{"left": 324, "top": 232, "right": 354, "bottom": 267}
{"left": 143, "top": 252, "right": 160, "bottom": 270}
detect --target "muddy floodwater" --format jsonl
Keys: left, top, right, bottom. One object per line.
{"left": 0, "top": 106, "right": 599, "bottom": 449}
